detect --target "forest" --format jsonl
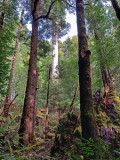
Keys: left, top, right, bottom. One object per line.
{"left": 0, "top": 0, "right": 120, "bottom": 159}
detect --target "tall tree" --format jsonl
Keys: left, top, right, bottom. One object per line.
{"left": 38, "top": 2, "right": 70, "bottom": 82}
{"left": 2, "top": 10, "right": 24, "bottom": 117}
{"left": 19, "top": 0, "right": 40, "bottom": 146}
{"left": 52, "top": 22, "right": 59, "bottom": 81}
{"left": 0, "top": 0, "right": 7, "bottom": 35}
{"left": 19, "top": 0, "right": 57, "bottom": 146}
{"left": 76, "top": 0, "right": 99, "bottom": 142}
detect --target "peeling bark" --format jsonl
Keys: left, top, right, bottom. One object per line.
{"left": 3, "top": 10, "right": 24, "bottom": 117}
{"left": 76, "top": 0, "right": 99, "bottom": 142}
{"left": 0, "top": 0, "right": 7, "bottom": 35}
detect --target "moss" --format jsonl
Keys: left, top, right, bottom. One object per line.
{"left": 51, "top": 113, "right": 81, "bottom": 158}
{"left": 96, "top": 110, "right": 110, "bottom": 127}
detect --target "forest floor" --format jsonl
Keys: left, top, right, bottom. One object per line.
{"left": 1, "top": 100, "right": 120, "bottom": 160}
{"left": 0, "top": 106, "right": 66, "bottom": 160}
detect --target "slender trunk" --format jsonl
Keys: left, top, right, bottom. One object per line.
{"left": 19, "top": 0, "right": 40, "bottom": 146}
{"left": 45, "top": 66, "right": 51, "bottom": 139}
{"left": 76, "top": 0, "right": 99, "bottom": 142}
{"left": 2, "top": 10, "right": 24, "bottom": 117}
{"left": 34, "top": 68, "right": 39, "bottom": 135}
{"left": 9, "top": 94, "right": 18, "bottom": 107}
{"left": 70, "top": 81, "right": 79, "bottom": 112}
{"left": 111, "top": 0, "right": 120, "bottom": 21}
{"left": 0, "top": 0, "right": 7, "bottom": 35}
{"left": 52, "top": 23, "right": 59, "bottom": 82}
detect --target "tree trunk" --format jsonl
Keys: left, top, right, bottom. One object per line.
{"left": 69, "top": 81, "right": 79, "bottom": 112}
{"left": 34, "top": 68, "right": 39, "bottom": 134}
{"left": 45, "top": 66, "right": 51, "bottom": 139}
{"left": 2, "top": 10, "right": 24, "bottom": 117}
{"left": 19, "top": 0, "right": 40, "bottom": 146}
{"left": 111, "top": 0, "right": 120, "bottom": 21}
{"left": 52, "top": 23, "right": 59, "bottom": 82}
{"left": 76, "top": 0, "right": 99, "bottom": 142}
{"left": 0, "top": 0, "right": 7, "bottom": 35}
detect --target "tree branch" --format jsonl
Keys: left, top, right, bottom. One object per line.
{"left": 35, "top": 0, "right": 58, "bottom": 21}
{"left": 9, "top": 94, "right": 18, "bottom": 108}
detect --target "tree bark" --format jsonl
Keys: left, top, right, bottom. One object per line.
{"left": 2, "top": 10, "right": 24, "bottom": 117}
{"left": 19, "top": 0, "right": 40, "bottom": 146}
{"left": 111, "top": 0, "right": 120, "bottom": 21}
{"left": 52, "top": 22, "right": 59, "bottom": 82}
{"left": 76, "top": 0, "right": 99, "bottom": 142}
{"left": 0, "top": 0, "right": 7, "bottom": 35}
{"left": 45, "top": 66, "right": 51, "bottom": 139}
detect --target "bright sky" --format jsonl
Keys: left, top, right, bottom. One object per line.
{"left": 27, "top": 12, "right": 77, "bottom": 42}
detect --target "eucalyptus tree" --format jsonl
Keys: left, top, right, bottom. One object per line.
{"left": 51, "top": 2, "right": 71, "bottom": 81}
{"left": 40, "top": 17, "right": 70, "bottom": 82}
{"left": 38, "top": 1, "right": 71, "bottom": 82}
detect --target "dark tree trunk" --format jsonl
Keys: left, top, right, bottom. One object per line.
{"left": 76, "top": 0, "right": 99, "bottom": 142}
{"left": 19, "top": 0, "right": 40, "bottom": 146}
{"left": 2, "top": 10, "right": 24, "bottom": 117}
{"left": 111, "top": 0, "right": 120, "bottom": 21}
{"left": 70, "top": 81, "right": 79, "bottom": 112}
{"left": 45, "top": 66, "right": 51, "bottom": 139}
{"left": 0, "top": 0, "right": 7, "bottom": 35}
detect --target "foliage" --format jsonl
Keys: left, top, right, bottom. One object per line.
{"left": 86, "top": 0, "right": 120, "bottom": 95}
{"left": 0, "top": 21, "right": 16, "bottom": 97}
{"left": 64, "top": 138, "right": 115, "bottom": 160}
{"left": 0, "top": 0, "right": 19, "bottom": 97}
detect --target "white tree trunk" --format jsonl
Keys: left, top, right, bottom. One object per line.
{"left": 52, "top": 29, "right": 59, "bottom": 81}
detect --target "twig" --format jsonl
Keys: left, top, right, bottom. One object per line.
{"left": 9, "top": 94, "right": 18, "bottom": 108}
